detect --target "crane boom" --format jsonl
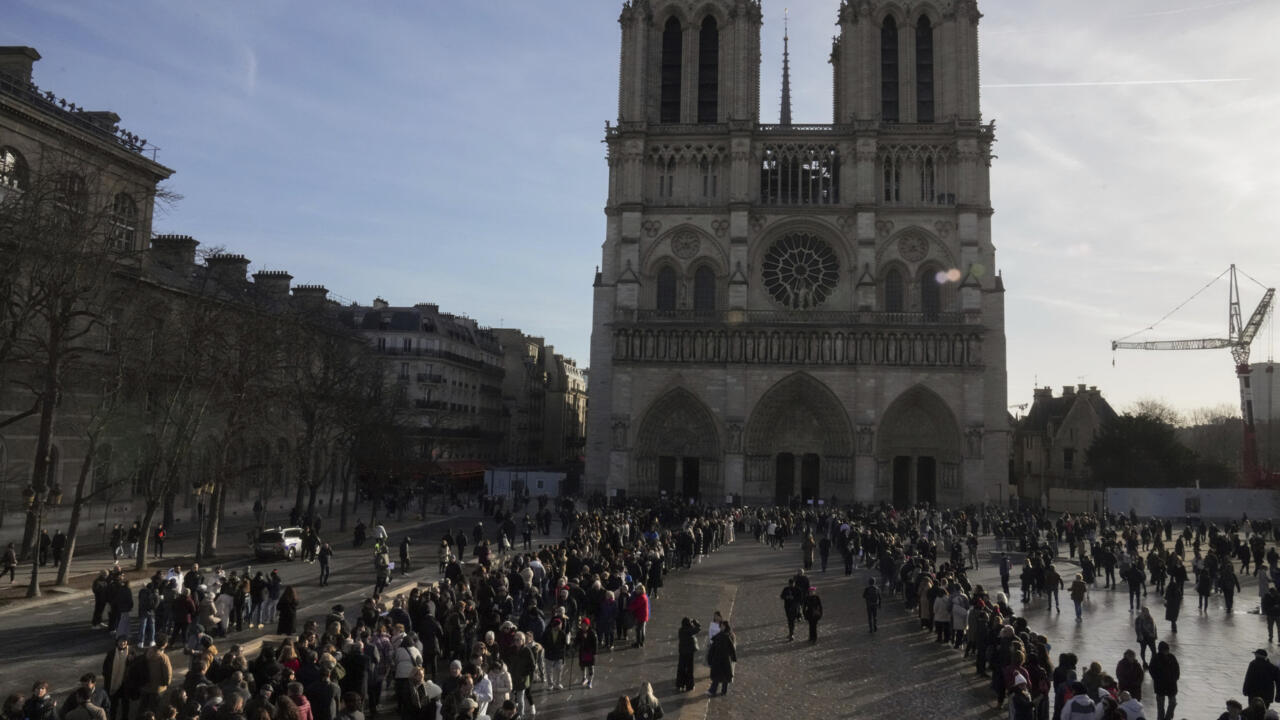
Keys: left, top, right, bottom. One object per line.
{"left": 1111, "top": 265, "right": 1277, "bottom": 487}
{"left": 1111, "top": 338, "right": 1232, "bottom": 352}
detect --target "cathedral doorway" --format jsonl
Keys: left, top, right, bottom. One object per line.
{"left": 892, "top": 456, "right": 911, "bottom": 508}
{"left": 744, "top": 373, "right": 854, "bottom": 505}
{"left": 634, "top": 389, "right": 722, "bottom": 500}
{"left": 877, "top": 386, "right": 962, "bottom": 508}
{"left": 917, "top": 456, "right": 937, "bottom": 505}
{"left": 775, "top": 453, "right": 795, "bottom": 505}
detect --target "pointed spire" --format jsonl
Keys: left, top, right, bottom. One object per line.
{"left": 780, "top": 8, "right": 793, "bottom": 126}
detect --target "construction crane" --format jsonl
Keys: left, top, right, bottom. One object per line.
{"left": 1112, "top": 265, "right": 1275, "bottom": 485}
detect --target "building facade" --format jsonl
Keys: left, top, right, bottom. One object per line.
{"left": 585, "top": 0, "right": 1008, "bottom": 506}
{"left": 492, "top": 330, "right": 589, "bottom": 468}
{"left": 1012, "top": 385, "right": 1116, "bottom": 506}
{"left": 340, "top": 302, "right": 507, "bottom": 480}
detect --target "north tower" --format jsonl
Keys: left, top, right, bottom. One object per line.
{"left": 586, "top": 0, "right": 1007, "bottom": 507}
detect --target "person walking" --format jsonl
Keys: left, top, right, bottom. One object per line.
{"left": 398, "top": 537, "right": 412, "bottom": 575}
{"left": 1135, "top": 606, "right": 1158, "bottom": 668}
{"left": 1148, "top": 641, "right": 1179, "bottom": 720}
{"left": 1164, "top": 581, "right": 1183, "bottom": 634}
{"left": 2, "top": 542, "right": 16, "bottom": 582}
{"left": 802, "top": 586, "right": 823, "bottom": 644}
{"left": 1068, "top": 573, "right": 1089, "bottom": 621}
{"left": 675, "top": 617, "right": 701, "bottom": 692}
{"left": 628, "top": 584, "right": 650, "bottom": 648}
{"left": 1242, "top": 648, "right": 1279, "bottom": 707}
{"left": 706, "top": 621, "right": 736, "bottom": 696}
{"left": 780, "top": 580, "right": 802, "bottom": 641}
{"left": 575, "top": 618, "right": 598, "bottom": 689}
{"left": 151, "top": 525, "right": 165, "bottom": 559}
{"left": 862, "top": 577, "right": 881, "bottom": 633}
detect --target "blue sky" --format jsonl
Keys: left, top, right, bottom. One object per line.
{"left": 6, "top": 0, "right": 1279, "bottom": 419}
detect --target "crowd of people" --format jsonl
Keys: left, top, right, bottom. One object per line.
{"left": 4, "top": 498, "right": 737, "bottom": 720}
{"left": 14, "top": 496, "right": 1280, "bottom": 720}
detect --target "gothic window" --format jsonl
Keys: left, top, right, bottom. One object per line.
{"left": 698, "top": 17, "right": 719, "bottom": 123}
{"left": 656, "top": 266, "right": 678, "bottom": 311}
{"left": 880, "top": 17, "right": 899, "bottom": 123}
{"left": 700, "top": 157, "right": 717, "bottom": 199}
{"left": 111, "top": 193, "right": 138, "bottom": 251}
{"left": 882, "top": 155, "right": 901, "bottom": 203}
{"left": 0, "top": 146, "right": 28, "bottom": 191}
{"left": 920, "top": 157, "right": 935, "bottom": 204}
{"left": 920, "top": 268, "right": 942, "bottom": 317}
{"left": 883, "top": 268, "right": 905, "bottom": 312}
{"left": 693, "top": 265, "right": 716, "bottom": 311}
{"left": 761, "top": 234, "right": 840, "bottom": 310}
{"left": 916, "top": 16, "right": 935, "bottom": 123}
{"left": 660, "top": 17, "right": 683, "bottom": 123}
{"left": 759, "top": 145, "right": 841, "bottom": 205}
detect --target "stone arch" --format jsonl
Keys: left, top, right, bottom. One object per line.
{"left": 878, "top": 226, "right": 956, "bottom": 269}
{"left": 876, "top": 385, "right": 962, "bottom": 508}
{"left": 642, "top": 224, "right": 727, "bottom": 275}
{"left": 633, "top": 388, "right": 722, "bottom": 501}
{"left": 743, "top": 373, "right": 854, "bottom": 505}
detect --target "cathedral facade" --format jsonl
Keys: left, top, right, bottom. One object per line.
{"left": 585, "top": 0, "right": 1008, "bottom": 507}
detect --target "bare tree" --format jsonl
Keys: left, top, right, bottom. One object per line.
{"left": 1128, "top": 397, "right": 1184, "bottom": 428}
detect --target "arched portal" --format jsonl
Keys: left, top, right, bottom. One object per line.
{"left": 876, "top": 385, "right": 962, "bottom": 508}
{"left": 744, "top": 373, "right": 854, "bottom": 506}
{"left": 634, "top": 388, "right": 721, "bottom": 501}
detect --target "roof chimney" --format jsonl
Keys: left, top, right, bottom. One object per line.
{"left": 1077, "top": 383, "right": 1088, "bottom": 394}
{"left": 149, "top": 234, "right": 198, "bottom": 273}
{"left": 252, "top": 270, "right": 293, "bottom": 301}
{"left": 1062, "top": 385, "right": 1075, "bottom": 397}
{"left": 205, "top": 253, "right": 250, "bottom": 287}
{"left": 372, "top": 297, "right": 389, "bottom": 310}
{"left": 1033, "top": 387, "right": 1052, "bottom": 400}
{"left": 293, "top": 284, "right": 329, "bottom": 309}
{"left": 0, "top": 47, "right": 40, "bottom": 84}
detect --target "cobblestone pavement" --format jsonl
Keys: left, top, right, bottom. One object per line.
{"left": 542, "top": 537, "right": 1004, "bottom": 720}
{"left": 975, "top": 539, "right": 1271, "bottom": 720}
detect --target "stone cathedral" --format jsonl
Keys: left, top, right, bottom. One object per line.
{"left": 585, "top": 0, "right": 1008, "bottom": 508}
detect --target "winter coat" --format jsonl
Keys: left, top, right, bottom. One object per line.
{"left": 1149, "top": 652, "right": 1180, "bottom": 696}
{"left": 1242, "top": 657, "right": 1278, "bottom": 705}
{"left": 393, "top": 644, "right": 423, "bottom": 680}
{"left": 707, "top": 632, "right": 737, "bottom": 684}
{"left": 628, "top": 593, "right": 650, "bottom": 623}
{"left": 1115, "top": 657, "right": 1144, "bottom": 698}
{"left": 677, "top": 620, "right": 701, "bottom": 657}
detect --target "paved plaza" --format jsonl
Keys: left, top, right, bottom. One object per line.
{"left": 1, "top": 523, "right": 1275, "bottom": 719}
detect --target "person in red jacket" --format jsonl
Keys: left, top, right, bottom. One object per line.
{"left": 627, "top": 585, "right": 651, "bottom": 648}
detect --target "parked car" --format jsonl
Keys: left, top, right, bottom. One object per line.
{"left": 253, "top": 527, "right": 303, "bottom": 560}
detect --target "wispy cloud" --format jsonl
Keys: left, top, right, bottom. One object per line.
{"left": 984, "top": 78, "right": 1248, "bottom": 89}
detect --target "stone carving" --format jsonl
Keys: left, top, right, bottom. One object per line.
{"left": 856, "top": 425, "right": 875, "bottom": 455}
{"left": 749, "top": 214, "right": 766, "bottom": 234}
{"left": 966, "top": 426, "right": 984, "bottom": 458}
{"left": 837, "top": 215, "right": 857, "bottom": 235}
{"left": 898, "top": 234, "right": 929, "bottom": 263}
{"left": 642, "top": 220, "right": 662, "bottom": 238}
{"left": 671, "top": 231, "right": 700, "bottom": 259}
{"left": 727, "top": 422, "right": 743, "bottom": 453}
{"left": 876, "top": 219, "right": 895, "bottom": 239}
{"left": 934, "top": 220, "right": 954, "bottom": 239}
{"left": 611, "top": 417, "right": 630, "bottom": 450}
{"left": 710, "top": 219, "right": 729, "bottom": 238}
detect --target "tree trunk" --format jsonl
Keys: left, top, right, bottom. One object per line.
{"left": 326, "top": 463, "right": 336, "bottom": 519}
{"left": 57, "top": 447, "right": 96, "bottom": 586}
{"left": 26, "top": 509, "right": 43, "bottom": 598}
{"left": 204, "top": 482, "right": 225, "bottom": 558}
{"left": 339, "top": 466, "right": 351, "bottom": 532}
{"left": 163, "top": 493, "right": 175, "bottom": 530}
{"left": 135, "top": 499, "right": 159, "bottom": 571}
{"left": 306, "top": 483, "right": 319, "bottom": 520}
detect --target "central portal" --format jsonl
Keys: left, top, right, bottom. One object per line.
{"left": 774, "top": 452, "right": 821, "bottom": 506}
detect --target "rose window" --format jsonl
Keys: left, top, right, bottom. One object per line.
{"left": 761, "top": 234, "right": 840, "bottom": 309}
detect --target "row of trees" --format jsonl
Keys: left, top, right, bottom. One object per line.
{"left": 0, "top": 156, "right": 408, "bottom": 597}
{"left": 1086, "top": 398, "right": 1243, "bottom": 489}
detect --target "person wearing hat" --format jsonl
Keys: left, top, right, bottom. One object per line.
{"left": 1243, "top": 648, "right": 1280, "bottom": 706}
{"left": 1008, "top": 674, "right": 1034, "bottom": 720}
{"left": 575, "top": 618, "right": 599, "bottom": 689}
